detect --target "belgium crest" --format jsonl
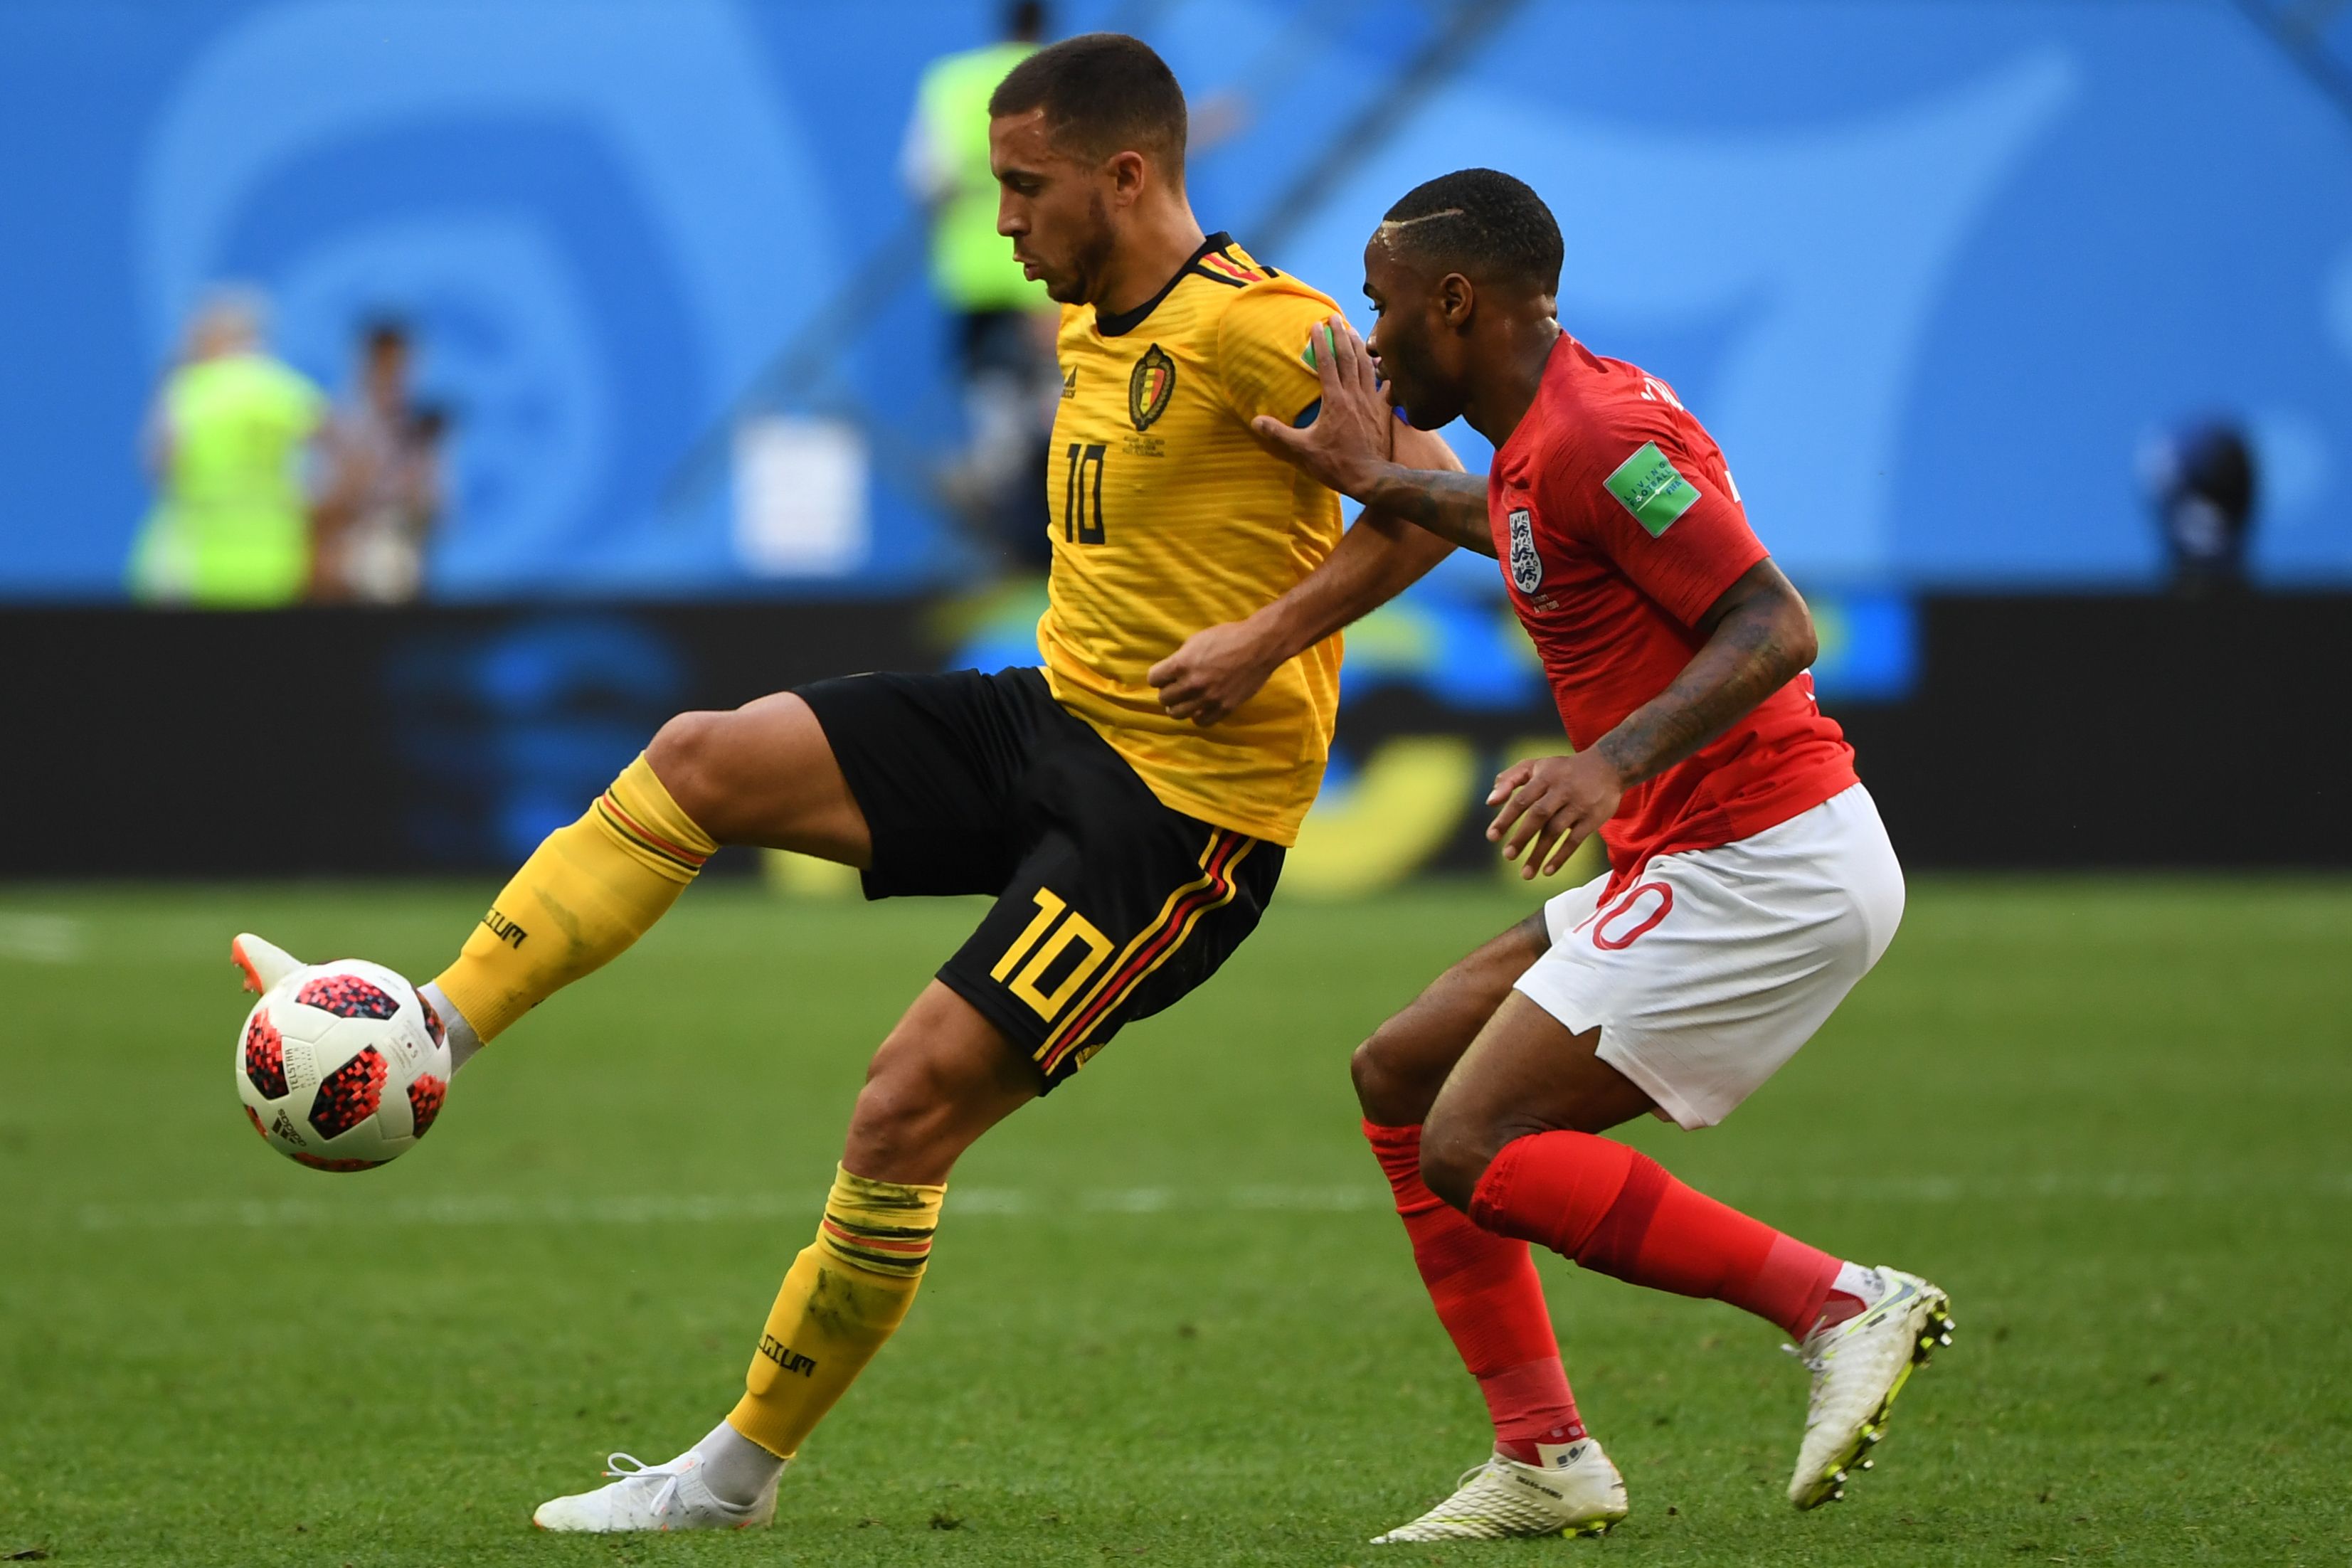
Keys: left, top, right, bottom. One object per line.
{"left": 1129, "top": 343, "right": 1176, "bottom": 431}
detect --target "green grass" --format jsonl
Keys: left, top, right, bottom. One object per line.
{"left": 3, "top": 879, "right": 2348, "bottom": 1567}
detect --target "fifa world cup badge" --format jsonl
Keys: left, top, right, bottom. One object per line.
{"left": 1508, "top": 507, "right": 1543, "bottom": 594}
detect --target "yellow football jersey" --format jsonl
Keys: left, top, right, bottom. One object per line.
{"left": 1039, "top": 233, "right": 1344, "bottom": 847}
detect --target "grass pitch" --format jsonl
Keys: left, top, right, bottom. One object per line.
{"left": 2, "top": 878, "right": 2348, "bottom": 1567}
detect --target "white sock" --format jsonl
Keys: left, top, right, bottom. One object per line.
{"left": 418, "top": 980, "right": 482, "bottom": 1073}
{"left": 1830, "top": 1260, "right": 1884, "bottom": 1305}
{"left": 694, "top": 1418, "right": 785, "bottom": 1508}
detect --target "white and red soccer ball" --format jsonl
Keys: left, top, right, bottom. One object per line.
{"left": 234, "top": 960, "right": 450, "bottom": 1171}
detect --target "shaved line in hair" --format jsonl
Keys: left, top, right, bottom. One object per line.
{"left": 1375, "top": 209, "right": 1466, "bottom": 240}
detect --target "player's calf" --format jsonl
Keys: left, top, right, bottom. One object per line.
{"left": 403, "top": 692, "right": 870, "bottom": 1064}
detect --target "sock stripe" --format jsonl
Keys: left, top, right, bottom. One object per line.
{"left": 817, "top": 1217, "right": 933, "bottom": 1276}
{"left": 820, "top": 1217, "right": 935, "bottom": 1250}
{"left": 821, "top": 1217, "right": 936, "bottom": 1241}
{"left": 814, "top": 1167, "right": 942, "bottom": 1281}
{"left": 595, "top": 792, "right": 711, "bottom": 875}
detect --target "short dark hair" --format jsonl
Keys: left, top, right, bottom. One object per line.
{"left": 362, "top": 317, "right": 412, "bottom": 353}
{"left": 988, "top": 32, "right": 1186, "bottom": 171}
{"left": 1379, "top": 169, "right": 1562, "bottom": 293}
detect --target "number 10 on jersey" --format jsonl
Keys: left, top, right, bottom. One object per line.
{"left": 1063, "top": 443, "right": 1106, "bottom": 544}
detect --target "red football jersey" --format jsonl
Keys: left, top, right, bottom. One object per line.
{"left": 1487, "top": 335, "right": 1858, "bottom": 887}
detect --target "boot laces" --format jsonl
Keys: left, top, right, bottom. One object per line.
{"left": 600, "top": 1451, "right": 694, "bottom": 1517}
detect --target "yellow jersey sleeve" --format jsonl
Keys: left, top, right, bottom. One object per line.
{"left": 1214, "top": 283, "right": 1333, "bottom": 430}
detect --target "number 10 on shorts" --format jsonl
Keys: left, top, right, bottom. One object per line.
{"left": 990, "top": 889, "right": 1114, "bottom": 1021}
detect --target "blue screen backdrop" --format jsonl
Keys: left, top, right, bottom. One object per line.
{"left": 3, "top": 0, "right": 2348, "bottom": 600}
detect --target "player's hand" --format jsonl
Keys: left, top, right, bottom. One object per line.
{"left": 1149, "top": 619, "right": 1286, "bottom": 726}
{"left": 1486, "top": 752, "right": 1623, "bottom": 879}
{"left": 1248, "top": 314, "right": 1394, "bottom": 502}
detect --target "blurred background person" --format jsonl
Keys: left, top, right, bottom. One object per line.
{"left": 312, "top": 317, "right": 447, "bottom": 604}
{"left": 2142, "top": 419, "right": 2258, "bottom": 597}
{"left": 128, "top": 285, "right": 326, "bottom": 608}
{"left": 901, "top": 0, "right": 1060, "bottom": 573}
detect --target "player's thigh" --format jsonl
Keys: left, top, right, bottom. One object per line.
{"left": 1418, "top": 992, "right": 1656, "bottom": 1209}
{"left": 645, "top": 691, "right": 869, "bottom": 863}
{"left": 934, "top": 714, "right": 1276, "bottom": 1094}
{"left": 1352, "top": 912, "right": 1550, "bottom": 1127}
{"left": 938, "top": 822, "right": 1262, "bottom": 1093}
{"left": 844, "top": 980, "right": 1039, "bottom": 1185}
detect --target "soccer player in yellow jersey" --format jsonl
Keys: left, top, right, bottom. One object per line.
{"left": 231, "top": 33, "right": 1462, "bottom": 1532}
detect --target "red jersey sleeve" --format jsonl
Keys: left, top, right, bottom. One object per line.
{"left": 1555, "top": 403, "right": 1767, "bottom": 630}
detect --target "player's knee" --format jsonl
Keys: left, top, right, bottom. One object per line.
{"left": 844, "top": 1049, "right": 960, "bottom": 1176}
{"left": 842, "top": 1017, "right": 1022, "bottom": 1182}
{"left": 645, "top": 709, "right": 742, "bottom": 839}
{"left": 1415, "top": 1117, "right": 1493, "bottom": 1212}
{"left": 1352, "top": 1029, "right": 1438, "bottom": 1127}
{"left": 1419, "top": 1101, "right": 1547, "bottom": 1212}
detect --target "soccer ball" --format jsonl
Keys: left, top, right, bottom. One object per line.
{"left": 234, "top": 960, "right": 451, "bottom": 1171}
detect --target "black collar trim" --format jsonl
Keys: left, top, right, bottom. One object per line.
{"left": 1096, "top": 231, "right": 1236, "bottom": 337}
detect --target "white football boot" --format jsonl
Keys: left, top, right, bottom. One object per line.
{"left": 231, "top": 932, "right": 303, "bottom": 994}
{"left": 1371, "top": 1439, "right": 1628, "bottom": 1544}
{"left": 532, "top": 1448, "right": 782, "bottom": 1532}
{"left": 1786, "top": 1266, "right": 1954, "bottom": 1509}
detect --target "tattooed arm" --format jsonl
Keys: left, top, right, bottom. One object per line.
{"left": 1486, "top": 558, "right": 1820, "bottom": 877}
{"left": 1362, "top": 431, "right": 1498, "bottom": 558}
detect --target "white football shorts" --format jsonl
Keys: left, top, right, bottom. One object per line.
{"left": 1513, "top": 783, "right": 1904, "bottom": 1130}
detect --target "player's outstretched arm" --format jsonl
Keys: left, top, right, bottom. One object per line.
{"left": 1152, "top": 315, "right": 1466, "bottom": 727}
{"left": 1488, "top": 559, "right": 1819, "bottom": 877}
{"left": 1249, "top": 314, "right": 1496, "bottom": 558}
{"left": 1149, "top": 492, "right": 1453, "bottom": 726}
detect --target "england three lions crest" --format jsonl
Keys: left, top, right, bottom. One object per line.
{"left": 1508, "top": 507, "right": 1542, "bottom": 594}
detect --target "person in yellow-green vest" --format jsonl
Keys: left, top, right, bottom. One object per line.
{"left": 900, "top": 1, "right": 1061, "bottom": 570}
{"left": 130, "top": 287, "right": 326, "bottom": 607}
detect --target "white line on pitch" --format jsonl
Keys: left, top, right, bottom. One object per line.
{"left": 44, "top": 1172, "right": 2352, "bottom": 1234}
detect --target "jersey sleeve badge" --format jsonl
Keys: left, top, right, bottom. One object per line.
{"left": 1128, "top": 343, "right": 1176, "bottom": 430}
{"left": 1508, "top": 507, "right": 1543, "bottom": 594}
{"left": 1604, "top": 441, "right": 1701, "bottom": 536}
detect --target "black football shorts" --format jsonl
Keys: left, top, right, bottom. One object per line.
{"left": 793, "top": 666, "right": 1283, "bottom": 1091}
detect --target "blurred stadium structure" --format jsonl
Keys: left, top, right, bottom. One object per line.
{"left": 3, "top": 0, "right": 2350, "bottom": 880}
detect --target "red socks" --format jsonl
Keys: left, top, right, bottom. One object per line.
{"left": 1469, "top": 1130, "right": 1841, "bottom": 1342}
{"left": 1366, "top": 1121, "right": 1845, "bottom": 1459}
{"left": 1365, "top": 1122, "right": 1584, "bottom": 1457}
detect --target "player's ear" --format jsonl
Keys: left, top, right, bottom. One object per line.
{"left": 1436, "top": 272, "right": 1476, "bottom": 331}
{"left": 1105, "top": 149, "right": 1150, "bottom": 205}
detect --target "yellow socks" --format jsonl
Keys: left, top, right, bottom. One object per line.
{"left": 728, "top": 1166, "right": 944, "bottom": 1458}
{"left": 435, "top": 764, "right": 937, "bottom": 1463}
{"left": 430, "top": 753, "right": 716, "bottom": 1043}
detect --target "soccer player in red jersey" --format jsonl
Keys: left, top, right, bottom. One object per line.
{"left": 1249, "top": 169, "right": 1954, "bottom": 1541}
